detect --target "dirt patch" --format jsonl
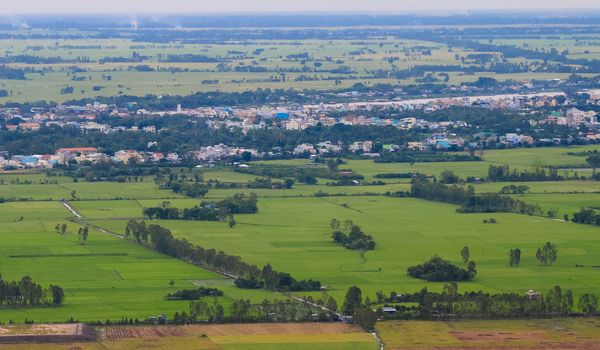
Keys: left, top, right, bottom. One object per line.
{"left": 0, "top": 324, "right": 81, "bottom": 336}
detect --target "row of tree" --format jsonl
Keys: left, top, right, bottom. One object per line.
{"left": 247, "top": 177, "right": 294, "bottom": 189}
{"left": 411, "top": 177, "right": 542, "bottom": 215}
{"left": 416, "top": 284, "right": 597, "bottom": 319}
{"left": 375, "top": 152, "right": 481, "bottom": 163}
{"left": 0, "top": 275, "right": 64, "bottom": 307}
{"left": 165, "top": 287, "right": 223, "bottom": 300}
{"left": 124, "top": 220, "right": 321, "bottom": 292}
{"left": 143, "top": 193, "right": 258, "bottom": 221}
{"left": 487, "top": 165, "right": 563, "bottom": 182}
{"left": 235, "top": 164, "right": 363, "bottom": 184}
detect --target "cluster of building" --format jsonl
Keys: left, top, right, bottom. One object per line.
{"left": 3, "top": 90, "right": 600, "bottom": 169}
{"left": 0, "top": 147, "right": 181, "bottom": 169}
{"left": 540, "top": 108, "right": 598, "bottom": 126}
{"left": 0, "top": 91, "right": 586, "bottom": 137}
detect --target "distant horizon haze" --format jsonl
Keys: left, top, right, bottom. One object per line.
{"left": 5, "top": 0, "right": 600, "bottom": 14}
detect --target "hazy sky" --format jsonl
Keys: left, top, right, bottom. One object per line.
{"left": 6, "top": 0, "right": 600, "bottom": 14}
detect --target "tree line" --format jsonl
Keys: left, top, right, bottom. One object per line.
{"left": 487, "top": 165, "right": 563, "bottom": 182}
{"left": 124, "top": 220, "right": 321, "bottom": 292}
{"left": 409, "top": 284, "right": 598, "bottom": 319}
{"left": 0, "top": 275, "right": 64, "bottom": 308}
{"left": 165, "top": 287, "right": 223, "bottom": 300}
{"left": 375, "top": 152, "right": 481, "bottom": 163}
{"left": 143, "top": 193, "right": 258, "bottom": 222}
{"left": 235, "top": 164, "right": 363, "bottom": 184}
{"left": 411, "top": 177, "right": 542, "bottom": 215}
{"left": 156, "top": 173, "right": 209, "bottom": 198}
{"left": 172, "top": 293, "right": 341, "bottom": 325}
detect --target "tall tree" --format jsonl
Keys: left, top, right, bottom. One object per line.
{"left": 49, "top": 285, "right": 65, "bottom": 306}
{"left": 342, "top": 285, "right": 362, "bottom": 315}
{"left": 460, "top": 246, "right": 470, "bottom": 264}
{"left": 509, "top": 248, "right": 521, "bottom": 267}
{"left": 82, "top": 227, "right": 89, "bottom": 243}
{"left": 578, "top": 294, "right": 598, "bottom": 316}
{"left": 354, "top": 307, "right": 377, "bottom": 331}
{"left": 537, "top": 242, "right": 558, "bottom": 265}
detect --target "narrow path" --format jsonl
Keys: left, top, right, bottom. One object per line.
{"left": 61, "top": 200, "right": 81, "bottom": 218}
{"left": 76, "top": 220, "right": 125, "bottom": 239}
{"left": 60, "top": 200, "right": 124, "bottom": 239}
{"left": 371, "top": 330, "right": 385, "bottom": 350}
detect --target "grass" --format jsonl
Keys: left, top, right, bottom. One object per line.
{"left": 82, "top": 195, "right": 600, "bottom": 305}
{"left": 0, "top": 201, "right": 276, "bottom": 323}
{"left": 3, "top": 146, "right": 600, "bottom": 322}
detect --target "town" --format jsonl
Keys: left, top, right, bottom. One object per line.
{"left": 2, "top": 89, "right": 600, "bottom": 169}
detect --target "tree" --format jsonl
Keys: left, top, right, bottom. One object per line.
{"left": 330, "top": 218, "right": 340, "bottom": 230}
{"left": 460, "top": 246, "right": 470, "bottom": 264}
{"left": 342, "top": 286, "right": 362, "bottom": 315}
{"left": 60, "top": 223, "right": 67, "bottom": 234}
{"left": 82, "top": 227, "right": 89, "bottom": 243}
{"left": 214, "top": 304, "right": 225, "bottom": 323}
{"left": 509, "top": 248, "right": 521, "bottom": 267}
{"left": 563, "top": 289, "right": 574, "bottom": 315}
{"left": 579, "top": 294, "right": 598, "bottom": 316}
{"left": 545, "top": 285, "right": 563, "bottom": 315}
{"left": 354, "top": 307, "right": 377, "bottom": 331}
{"left": 49, "top": 285, "right": 65, "bottom": 306}
{"left": 537, "top": 242, "right": 558, "bottom": 265}
{"left": 467, "top": 261, "right": 477, "bottom": 279}
{"left": 442, "top": 282, "right": 458, "bottom": 299}
{"left": 325, "top": 296, "right": 338, "bottom": 319}
{"left": 536, "top": 248, "right": 545, "bottom": 265}
{"left": 189, "top": 299, "right": 208, "bottom": 321}
{"left": 376, "top": 290, "right": 386, "bottom": 304}
{"left": 227, "top": 214, "right": 236, "bottom": 229}
{"left": 440, "top": 170, "right": 460, "bottom": 184}
{"left": 326, "top": 159, "right": 338, "bottom": 171}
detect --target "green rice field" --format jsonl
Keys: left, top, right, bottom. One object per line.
{"left": 1, "top": 145, "right": 600, "bottom": 323}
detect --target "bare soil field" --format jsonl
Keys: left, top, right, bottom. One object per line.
{"left": 0, "top": 323, "right": 95, "bottom": 343}
{"left": 103, "top": 322, "right": 361, "bottom": 339}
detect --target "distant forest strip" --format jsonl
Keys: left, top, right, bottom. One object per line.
{"left": 410, "top": 177, "right": 542, "bottom": 215}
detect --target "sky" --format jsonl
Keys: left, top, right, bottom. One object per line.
{"left": 5, "top": 0, "right": 600, "bottom": 14}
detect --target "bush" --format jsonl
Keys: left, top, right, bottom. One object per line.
{"left": 407, "top": 256, "right": 476, "bottom": 282}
